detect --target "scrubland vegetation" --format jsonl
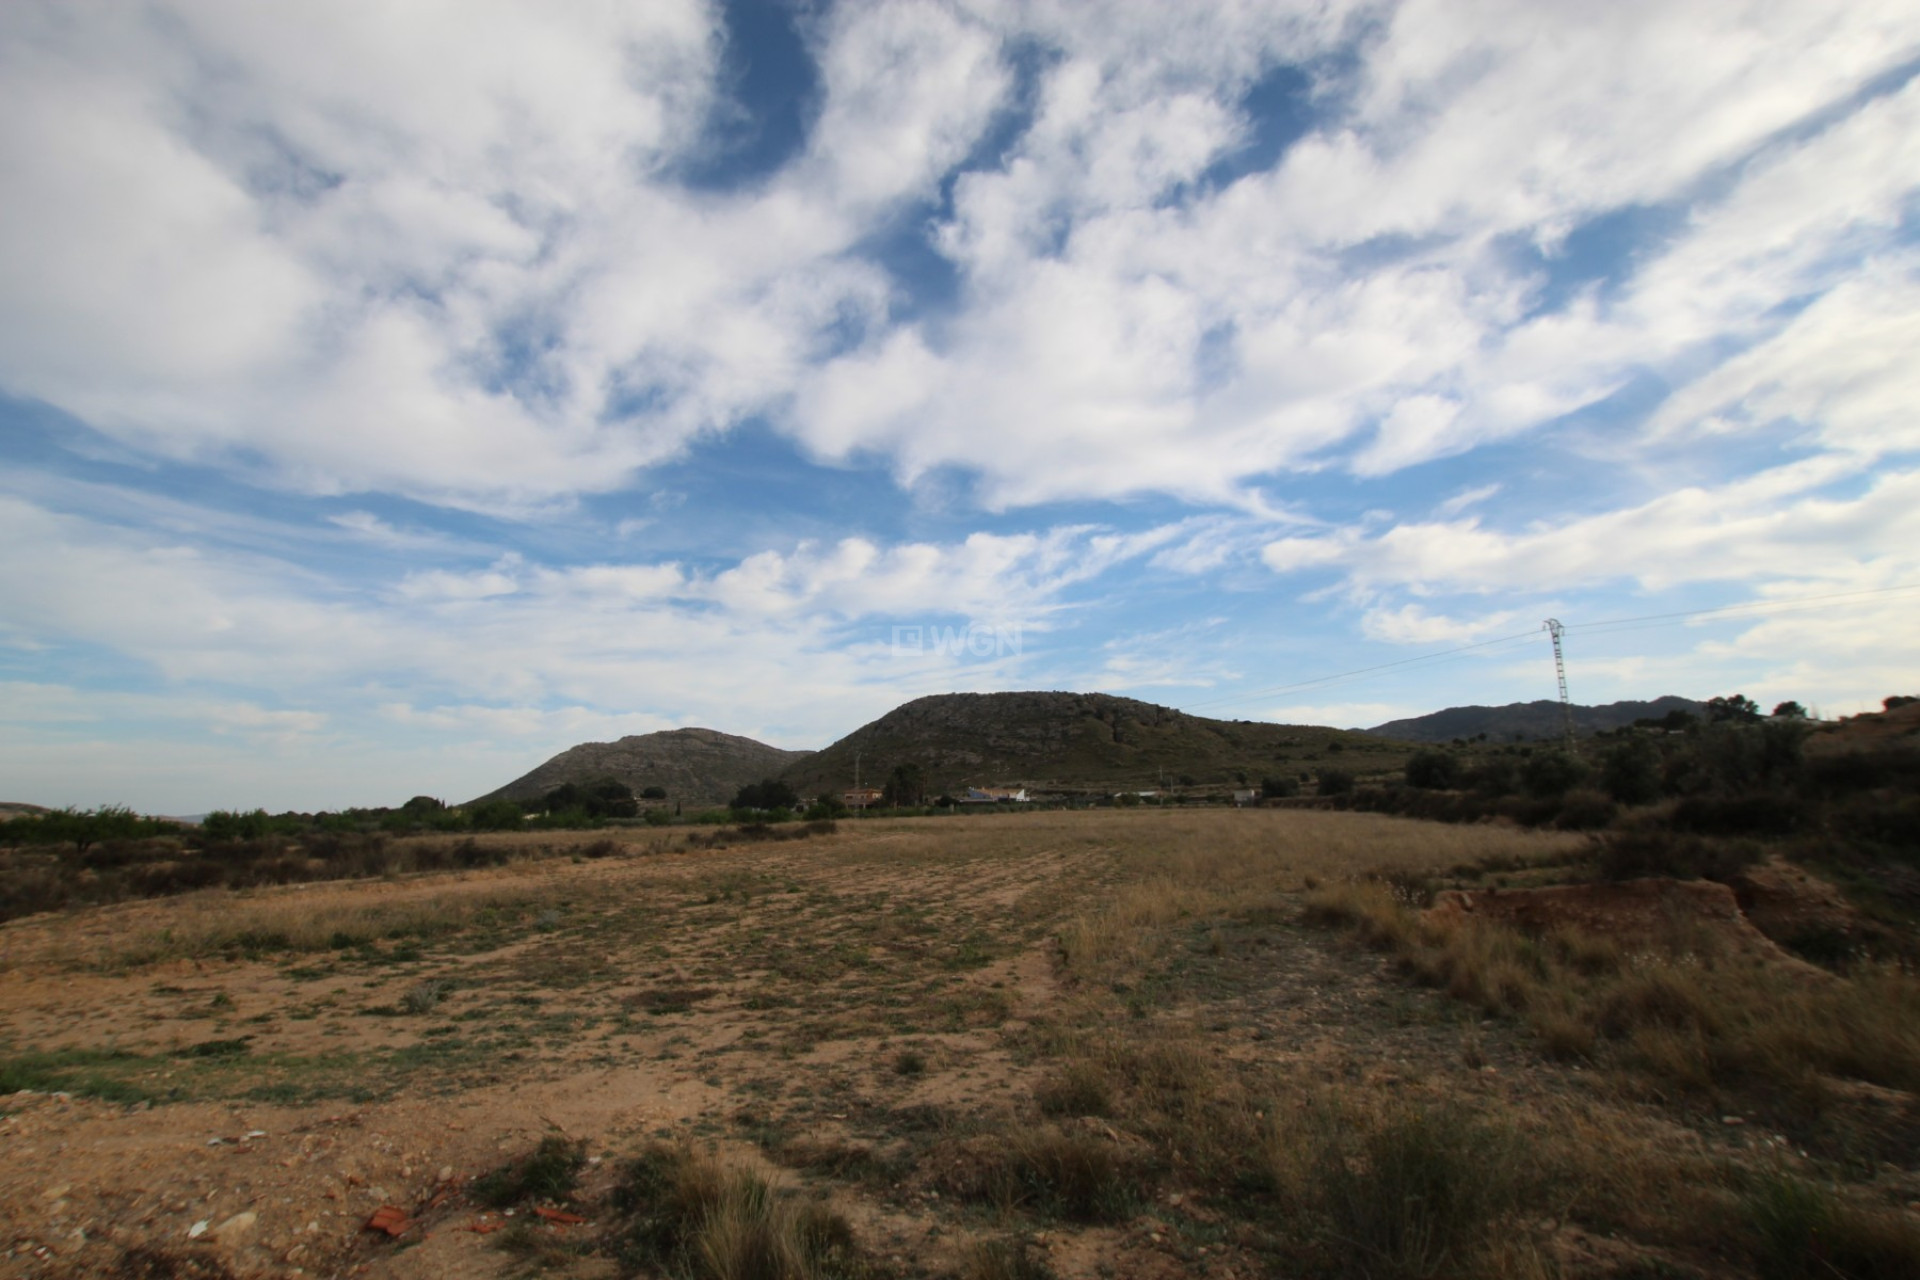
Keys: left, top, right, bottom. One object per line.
{"left": 1, "top": 697, "right": 1916, "bottom": 1278}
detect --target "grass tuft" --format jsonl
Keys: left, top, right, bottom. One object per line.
{"left": 472, "top": 1134, "right": 586, "bottom": 1208}
{"left": 614, "top": 1143, "right": 864, "bottom": 1279}
{"left": 1739, "top": 1170, "right": 1920, "bottom": 1280}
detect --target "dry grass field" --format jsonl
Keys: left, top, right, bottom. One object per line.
{"left": 2, "top": 808, "right": 1916, "bottom": 1280}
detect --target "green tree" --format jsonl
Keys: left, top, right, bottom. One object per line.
{"left": 882, "top": 763, "right": 927, "bottom": 808}
{"left": 731, "top": 779, "right": 798, "bottom": 811}
{"left": 1706, "top": 694, "right": 1762, "bottom": 724}
{"left": 1260, "top": 774, "right": 1300, "bottom": 799}
{"left": 1770, "top": 701, "right": 1807, "bottom": 719}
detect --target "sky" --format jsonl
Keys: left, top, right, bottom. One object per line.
{"left": 2, "top": 1, "right": 1918, "bottom": 814}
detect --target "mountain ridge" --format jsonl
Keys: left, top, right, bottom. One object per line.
{"left": 468, "top": 727, "right": 812, "bottom": 809}
{"left": 774, "top": 690, "right": 1401, "bottom": 798}
{"left": 1365, "top": 696, "right": 1708, "bottom": 744}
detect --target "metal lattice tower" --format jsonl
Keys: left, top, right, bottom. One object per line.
{"left": 1544, "top": 619, "right": 1575, "bottom": 751}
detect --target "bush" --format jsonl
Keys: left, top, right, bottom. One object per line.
{"left": 1317, "top": 768, "right": 1355, "bottom": 797}
{"left": 1296, "top": 1100, "right": 1532, "bottom": 1280}
{"left": 1465, "top": 756, "right": 1519, "bottom": 797}
{"left": 951, "top": 1127, "right": 1139, "bottom": 1223}
{"left": 1521, "top": 750, "right": 1588, "bottom": 799}
{"left": 1034, "top": 1061, "right": 1114, "bottom": 1118}
{"left": 614, "top": 1144, "right": 861, "bottom": 1280}
{"left": 1403, "top": 750, "right": 1460, "bottom": 790}
{"left": 732, "top": 779, "right": 799, "bottom": 812}
{"left": 1601, "top": 737, "right": 1662, "bottom": 805}
{"left": 472, "top": 1135, "right": 586, "bottom": 1208}
{"left": 1261, "top": 774, "right": 1301, "bottom": 799}
{"left": 1739, "top": 1170, "right": 1920, "bottom": 1280}
{"left": 1554, "top": 788, "right": 1617, "bottom": 831}
{"left": 469, "top": 799, "right": 525, "bottom": 831}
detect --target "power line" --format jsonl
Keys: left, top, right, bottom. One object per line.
{"left": 1568, "top": 582, "right": 1920, "bottom": 636}
{"left": 1183, "top": 628, "right": 1540, "bottom": 708}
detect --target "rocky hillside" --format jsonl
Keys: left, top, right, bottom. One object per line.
{"left": 1365, "top": 696, "right": 1708, "bottom": 744}
{"left": 470, "top": 728, "right": 812, "bottom": 809}
{"left": 777, "top": 690, "right": 1408, "bottom": 798}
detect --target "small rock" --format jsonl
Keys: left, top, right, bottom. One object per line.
{"left": 187, "top": 1220, "right": 210, "bottom": 1240}
{"left": 214, "top": 1212, "right": 257, "bottom": 1243}
{"left": 42, "top": 1185, "right": 70, "bottom": 1201}
{"left": 437, "top": 1166, "right": 454, "bottom": 1183}
{"left": 1722, "top": 1116, "right": 1746, "bottom": 1126}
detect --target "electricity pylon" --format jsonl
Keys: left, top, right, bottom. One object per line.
{"left": 1544, "top": 619, "right": 1576, "bottom": 752}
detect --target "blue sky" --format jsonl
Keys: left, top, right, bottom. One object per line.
{"left": 2, "top": 1, "right": 1918, "bottom": 812}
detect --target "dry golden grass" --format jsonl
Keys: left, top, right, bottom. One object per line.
{"left": 1302, "top": 877, "right": 1920, "bottom": 1097}
{"left": 0, "top": 858, "right": 573, "bottom": 971}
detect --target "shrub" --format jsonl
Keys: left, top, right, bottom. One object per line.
{"left": 732, "top": 779, "right": 800, "bottom": 812}
{"left": 469, "top": 799, "right": 524, "bottom": 831}
{"left": 472, "top": 1135, "right": 586, "bottom": 1208}
{"left": 960, "top": 1238, "right": 1057, "bottom": 1280}
{"left": 1295, "top": 1099, "right": 1532, "bottom": 1280}
{"left": 948, "top": 1127, "right": 1139, "bottom": 1223}
{"left": 1317, "top": 768, "right": 1355, "bottom": 797}
{"left": 1261, "top": 774, "right": 1301, "bottom": 799}
{"left": 1465, "top": 756, "right": 1519, "bottom": 797}
{"left": 1521, "top": 750, "right": 1588, "bottom": 799}
{"left": 1601, "top": 737, "right": 1661, "bottom": 805}
{"left": 1404, "top": 750, "right": 1461, "bottom": 790}
{"left": 1739, "top": 1170, "right": 1920, "bottom": 1280}
{"left": 1034, "top": 1060, "right": 1114, "bottom": 1118}
{"left": 1553, "top": 788, "right": 1617, "bottom": 831}
{"left": 614, "top": 1144, "right": 861, "bottom": 1280}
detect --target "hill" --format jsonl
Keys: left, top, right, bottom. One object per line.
{"left": 1365, "top": 696, "right": 1708, "bottom": 744}
{"left": 469, "top": 728, "right": 812, "bottom": 809}
{"left": 776, "top": 690, "right": 1408, "bottom": 799}
{"left": 0, "top": 802, "right": 52, "bottom": 822}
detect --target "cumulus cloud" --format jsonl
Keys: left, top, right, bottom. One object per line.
{"left": 4, "top": 3, "right": 1912, "bottom": 510}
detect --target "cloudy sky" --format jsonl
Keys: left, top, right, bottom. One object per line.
{"left": 3, "top": 1, "right": 1917, "bottom": 812}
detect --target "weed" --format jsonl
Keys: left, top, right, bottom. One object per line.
{"left": 401, "top": 979, "right": 450, "bottom": 1015}
{"left": 1290, "top": 1097, "right": 1536, "bottom": 1280}
{"left": 0, "top": 1049, "right": 153, "bottom": 1104}
{"left": 627, "top": 986, "right": 718, "bottom": 1015}
{"left": 614, "top": 1143, "right": 864, "bottom": 1279}
{"left": 892, "top": 1049, "right": 926, "bottom": 1076}
{"left": 472, "top": 1135, "right": 587, "bottom": 1208}
{"left": 947, "top": 1126, "right": 1140, "bottom": 1223}
{"left": 1034, "top": 1061, "right": 1113, "bottom": 1118}
{"left": 959, "top": 1238, "right": 1056, "bottom": 1280}
{"left": 1739, "top": 1170, "right": 1920, "bottom": 1280}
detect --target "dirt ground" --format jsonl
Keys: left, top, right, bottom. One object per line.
{"left": 0, "top": 809, "right": 1886, "bottom": 1279}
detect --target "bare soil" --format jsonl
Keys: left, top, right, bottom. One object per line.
{"left": 0, "top": 810, "right": 1902, "bottom": 1279}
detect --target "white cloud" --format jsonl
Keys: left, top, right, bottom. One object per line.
{"left": 2, "top": 3, "right": 1915, "bottom": 510}
{"left": 1360, "top": 604, "right": 1521, "bottom": 645}
{"left": 1262, "top": 459, "right": 1920, "bottom": 596}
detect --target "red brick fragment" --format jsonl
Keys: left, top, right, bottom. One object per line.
{"left": 365, "top": 1206, "right": 411, "bottom": 1236}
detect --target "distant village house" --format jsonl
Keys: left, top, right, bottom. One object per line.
{"left": 841, "top": 787, "right": 884, "bottom": 809}
{"left": 962, "top": 787, "right": 1029, "bottom": 803}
